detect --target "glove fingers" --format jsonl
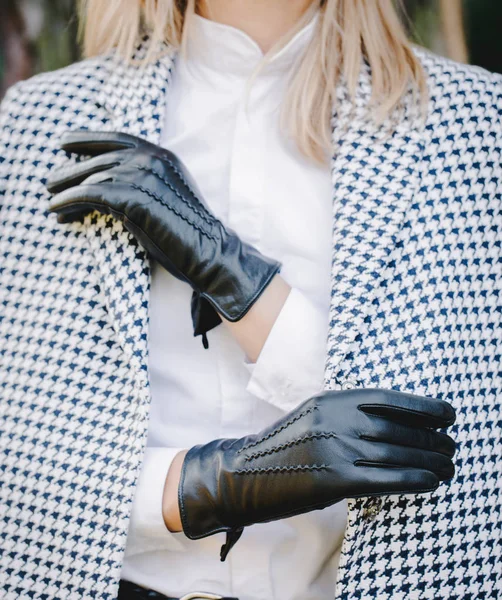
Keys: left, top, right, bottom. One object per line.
{"left": 361, "top": 418, "right": 456, "bottom": 458}
{"left": 354, "top": 466, "right": 440, "bottom": 497}
{"left": 356, "top": 440, "right": 454, "bottom": 481}
{"left": 46, "top": 149, "right": 133, "bottom": 194}
{"left": 357, "top": 388, "right": 456, "bottom": 429}
{"left": 59, "top": 130, "right": 143, "bottom": 156}
{"left": 48, "top": 182, "right": 127, "bottom": 223}
{"left": 55, "top": 207, "right": 95, "bottom": 224}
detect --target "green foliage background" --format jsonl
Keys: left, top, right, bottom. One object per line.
{"left": 403, "top": 0, "right": 501, "bottom": 74}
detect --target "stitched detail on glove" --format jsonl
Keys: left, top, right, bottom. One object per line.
{"left": 244, "top": 432, "right": 338, "bottom": 461}
{"left": 236, "top": 464, "right": 328, "bottom": 475}
{"left": 161, "top": 159, "right": 219, "bottom": 223}
{"left": 130, "top": 183, "right": 218, "bottom": 242}
{"left": 137, "top": 165, "right": 217, "bottom": 229}
{"left": 237, "top": 404, "right": 319, "bottom": 454}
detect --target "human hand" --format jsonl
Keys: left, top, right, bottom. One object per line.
{"left": 178, "top": 388, "right": 456, "bottom": 560}
{"left": 47, "top": 131, "right": 281, "bottom": 345}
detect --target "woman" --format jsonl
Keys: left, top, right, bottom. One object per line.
{"left": 0, "top": 1, "right": 499, "bottom": 599}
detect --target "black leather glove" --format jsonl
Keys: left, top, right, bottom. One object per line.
{"left": 46, "top": 131, "right": 281, "bottom": 347}
{"left": 178, "top": 388, "right": 456, "bottom": 560}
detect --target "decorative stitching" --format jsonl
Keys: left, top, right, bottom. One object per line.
{"left": 130, "top": 183, "right": 218, "bottom": 241}
{"left": 244, "top": 432, "right": 338, "bottom": 461}
{"left": 236, "top": 464, "right": 328, "bottom": 475}
{"left": 237, "top": 404, "right": 319, "bottom": 454}
{"left": 136, "top": 165, "right": 217, "bottom": 229}
{"left": 162, "top": 159, "right": 217, "bottom": 221}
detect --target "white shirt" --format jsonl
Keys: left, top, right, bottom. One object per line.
{"left": 121, "top": 11, "right": 347, "bottom": 600}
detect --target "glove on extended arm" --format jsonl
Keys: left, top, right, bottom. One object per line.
{"left": 46, "top": 131, "right": 281, "bottom": 346}
{"left": 178, "top": 388, "right": 456, "bottom": 560}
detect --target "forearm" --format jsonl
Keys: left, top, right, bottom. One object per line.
{"left": 159, "top": 278, "right": 291, "bottom": 532}
{"left": 221, "top": 273, "right": 291, "bottom": 362}
{"left": 160, "top": 277, "right": 290, "bottom": 533}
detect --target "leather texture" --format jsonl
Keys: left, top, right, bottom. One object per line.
{"left": 118, "top": 580, "right": 239, "bottom": 600}
{"left": 179, "top": 388, "right": 456, "bottom": 557}
{"left": 46, "top": 131, "right": 281, "bottom": 342}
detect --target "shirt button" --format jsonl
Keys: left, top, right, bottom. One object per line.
{"left": 341, "top": 378, "right": 358, "bottom": 390}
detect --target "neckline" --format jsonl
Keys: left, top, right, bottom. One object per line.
{"left": 184, "top": 9, "right": 320, "bottom": 77}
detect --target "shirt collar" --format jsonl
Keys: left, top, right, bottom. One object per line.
{"left": 184, "top": 9, "right": 320, "bottom": 77}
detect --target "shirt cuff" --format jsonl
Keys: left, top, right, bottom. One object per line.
{"left": 125, "top": 447, "right": 189, "bottom": 553}
{"left": 245, "top": 287, "right": 327, "bottom": 412}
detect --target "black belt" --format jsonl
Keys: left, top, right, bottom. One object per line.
{"left": 118, "top": 580, "right": 239, "bottom": 600}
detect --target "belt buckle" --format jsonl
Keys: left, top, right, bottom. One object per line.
{"left": 180, "top": 594, "right": 223, "bottom": 600}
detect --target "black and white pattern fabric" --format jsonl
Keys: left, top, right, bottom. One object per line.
{"left": 0, "top": 38, "right": 500, "bottom": 599}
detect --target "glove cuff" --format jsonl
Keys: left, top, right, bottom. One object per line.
{"left": 200, "top": 239, "right": 282, "bottom": 323}
{"left": 178, "top": 443, "right": 229, "bottom": 539}
{"left": 178, "top": 443, "right": 245, "bottom": 560}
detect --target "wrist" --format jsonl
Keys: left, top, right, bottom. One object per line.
{"left": 203, "top": 238, "right": 282, "bottom": 322}
{"left": 162, "top": 449, "right": 188, "bottom": 532}
{"left": 222, "top": 273, "right": 291, "bottom": 363}
{"left": 177, "top": 440, "right": 234, "bottom": 540}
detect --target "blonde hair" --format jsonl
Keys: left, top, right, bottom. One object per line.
{"left": 79, "top": 0, "right": 427, "bottom": 164}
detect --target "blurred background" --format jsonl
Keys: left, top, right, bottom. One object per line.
{"left": 1, "top": 0, "right": 501, "bottom": 99}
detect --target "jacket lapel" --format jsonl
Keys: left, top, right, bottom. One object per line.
{"left": 83, "top": 41, "right": 176, "bottom": 385}
{"left": 324, "top": 67, "right": 425, "bottom": 386}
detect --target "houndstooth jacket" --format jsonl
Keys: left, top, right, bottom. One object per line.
{"left": 0, "top": 38, "right": 501, "bottom": 600}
